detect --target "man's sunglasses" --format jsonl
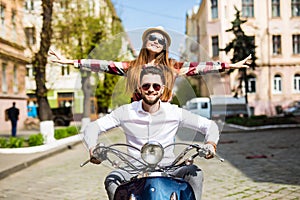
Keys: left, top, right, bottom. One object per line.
{"left": 148, "top": 34, "right": 166, "bottom": 46}
{"left": 141, "top": 83, "right": 162, "bottom": 91}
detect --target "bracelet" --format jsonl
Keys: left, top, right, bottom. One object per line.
{"left": 74, "top": 60, "right": 81, "bottom": 69}
{"left": 205, "top": 141, "right": 217, "bottom": 152}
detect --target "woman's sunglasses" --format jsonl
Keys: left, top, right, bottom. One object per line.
{"left": 148, "top": 34, "right": 166, "bottom": 46}
{"left": 141, "top": 83, "right": 162, "bottom": 91}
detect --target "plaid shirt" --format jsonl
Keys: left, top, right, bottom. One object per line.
{"left": 74, "top": 59, "right": 229, "bottom": 76}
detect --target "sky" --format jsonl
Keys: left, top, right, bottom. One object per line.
{"left": 111, "top": 0, "right": 202, "bottom": 58}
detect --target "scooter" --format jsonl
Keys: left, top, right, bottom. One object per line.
{"left": 81, "top": 141, "right": 224, "bottom": 200}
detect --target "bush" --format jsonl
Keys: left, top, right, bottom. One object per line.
{"left": 226, "top": 115, "right": 298, "bottom": 127}
{"left": 54, "top": 128, "right": 69, "bottom": 139}
{"left": 8, "top": 137, "right": 24, "bottom": 148}
{"left": 0, "top": 137, "right": 8, "bottom": 148}
{"left": 28, "top": 133, "right": 44, "bottom": 146}
{"left": 65, "top": 126, "right": 78, "bottom": 136}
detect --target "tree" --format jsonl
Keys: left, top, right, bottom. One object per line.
{"left": 32, "top": 0, "right": 53, "bottom": 121}
{"left": 52, "top": 1, "right": 106, "bottom": 121}
{"left": 31, "top": 0, "right": 55, "bottom": 143}
{"left": 220, "top": 7, "right": 257, "bottom": 102}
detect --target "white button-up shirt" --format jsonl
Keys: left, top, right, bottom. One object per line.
{"left": 84, "top": 100, "right": 219, "bottom": 164}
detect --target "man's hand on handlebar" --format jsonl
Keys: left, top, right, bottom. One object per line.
{"left": 89, "top": 148, "right": 102, "bottom": 165}
{"left": 202, "top": 142, "right": 217, "bottom": 159}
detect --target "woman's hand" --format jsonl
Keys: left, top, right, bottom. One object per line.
{"left": 48, "top": 48, "right": 75, "bottom": 65}
{"left": 229, "top": 54, "right": 252, "bottom": 69}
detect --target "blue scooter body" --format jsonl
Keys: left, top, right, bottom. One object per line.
{"left": 114, "top": 176, "right": 196, "bottom": 200}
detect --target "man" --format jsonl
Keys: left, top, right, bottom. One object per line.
{"left": 7, "top": 102, "right": 20, "bottom": 137}
{"left": 84, "top": 66, "right": 219, "bottom": 200}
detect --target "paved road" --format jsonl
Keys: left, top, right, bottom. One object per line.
{"left": 0, "top": 128, "right": 299, "bottom": 200}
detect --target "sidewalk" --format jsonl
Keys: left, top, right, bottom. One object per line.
{"left": 0, "top": 129, "right": 82, "bottom": 180}
{"left": 1, "top": 122, "right": 300, "bottom": 181}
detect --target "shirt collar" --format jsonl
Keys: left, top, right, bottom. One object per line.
{"left": 137, "top": 99, "right": 162, "bottom": 114}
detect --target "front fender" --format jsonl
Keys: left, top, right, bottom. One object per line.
{"left": 114, "top": 176, "right": 196, "bottom": 200}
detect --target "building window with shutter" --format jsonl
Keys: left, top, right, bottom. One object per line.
{"left": 1, "top": 63, "right": 7, "bottom": 93}
{"left": 294, "top": 74, "right": 300, "bottom": 93}
{"left": 272, "top": 0, "right": 280, "bottom": 17}
{"left": 212, "top": 36, "right": 219, "bottom": 57}
{"left": 211, "top": 0, "right": 218, "bottom": 19}
{"left": 242, "top": 0, "right": 254, "bottom": 18}
{"left": 292, "top": 0, "right": 300, "bottom": 17}
{"left": 25, "top": 27, "right": 36, "bottom": 46}
{"left": 247, "top": 75, "right": 256, "bottom": 93}
{"left": 272, "top": 35, "right": 281, "bottom": 55}
{"left": 273, "top": 74, "right": 282, "bottom": 94}
{"left": 293, "top": 34, "right": 300, "bottom": 54}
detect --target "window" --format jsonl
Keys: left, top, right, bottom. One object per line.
{"left": 272, "top": 35, "right": 281, "bottom": 55}
{"left": 25, "top": 27, "right": 36, "bottom": 45}
{"left": 58, "top": 92, "right": 73, "bottom": 108}
{"left": 60, "top": 0, "right": 69, "bottom": 11}
{"left": 272, "top": 0, "right": 280, "bottom": 17}
{"left": 1, "top": 63, "right": 7, "bottom": 93}
{"left": 25, "top": 0, "right": 34, "bottom": 11}
{"left": 26, "top": 65, "right": 35, "bottom": 77}
{"left": 247, "top": 75, "right": 256, "bottom": 93}
{"left": 273, "top": 74, "right": 282, "bottom": 93}
{"left": 292, "top": 0, "right": 300, "bottom": 17}
{"left": 294, "top": 74, "right": 300, "bottom": 92}
{"left": 0, "top": 4, "right": 5, "bottom": 25}
{"left": 242, "top": 0, "right": 254, "bottom": 18}
{"left": 211, "top": 0, "right": 218, "bottom": 19}
{"left": 11, "top": 9, "right": 16, "bottom": 28}
{"left": 61, "top": 65, "right": 70, "bottom": 76}
{"left": 293, "top": 34, "right": 300, "bottom": 54}
{"left": 212, "top": 36, "right": 219, "bottom": 57}
{"left": 13, "top": 65, "right": 18, "bottom": 93}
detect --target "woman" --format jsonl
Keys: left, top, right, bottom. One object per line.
{"left": 49, "top": 26, "right": 251, "bottom": 102}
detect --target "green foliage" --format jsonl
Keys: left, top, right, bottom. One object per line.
{"left": 0, "top": 137, "right": 25, "bottom": 148}
{"left": 54, "top": 128, "right": 69, "bottom": 139}
{"left": 220, "top": 7, "right": 257, "bottom": 68}
{"left": 226, "top": 115, "right": 298, "bottom": 127}
{"left": 52, "top": 0, "right": 128, "bottom": 116}
{"left": 0, "top": 126, "right": 78, "bottom": 148}
{"left": 55, "top": 126, "right": 79, "bottom": 139}
{"left": 0, "top": 137, "right": 8, "bottom": 148}
{"left": 65, "top": 126, "right": 79, "bottom": 136}
{"left": 28, "top": 133, "right": 44, "bottom": 146}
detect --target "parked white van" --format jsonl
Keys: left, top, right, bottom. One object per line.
{"left": 184, "top": 95, "right": 251, "bottom": 119}
{"left": 184, "top": 97, "right": 212, "bottom": 119}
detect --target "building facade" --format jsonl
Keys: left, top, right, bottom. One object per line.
{"left": 185, "top": 0, "right": 300, "bottom": 116}
{"left": 0, "top": 0, "right": 29, "bottom": 131}
{"left": 24, "top": 0, "right": 135, "bottom": 121}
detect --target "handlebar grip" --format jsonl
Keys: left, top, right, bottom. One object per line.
{"left": 80, "top": 159, "right": 90, "bottom": 167}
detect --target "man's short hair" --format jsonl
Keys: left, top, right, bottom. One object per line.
{"left": 140, "top": 66, "right": 166, "bottom": 84}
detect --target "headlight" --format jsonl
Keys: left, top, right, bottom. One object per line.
{"left": 141, "top": 142, "right": 164, "bottom": 165}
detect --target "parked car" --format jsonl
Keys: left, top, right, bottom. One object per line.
{"left": 51, "top": 107, "right": 73, "bottom": 126}
{"left": 283, "top": 106, "right": 300, "bottom": 117}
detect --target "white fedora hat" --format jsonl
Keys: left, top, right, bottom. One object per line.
{"left": 142, "top": 26, "right": 171, "bottom": 47}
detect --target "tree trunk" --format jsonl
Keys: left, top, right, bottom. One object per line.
{"left": 32, "top": 0, "right": 55, "bottom": 143}
{"left": 33, "top": 0, "right": 54, "bottom": 121}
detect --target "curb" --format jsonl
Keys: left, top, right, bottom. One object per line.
{"left": 225, "top": 123, "right": 300, "bottom": 132}
{"left": 0, "top": 135, "right": 84, "bottom": 180}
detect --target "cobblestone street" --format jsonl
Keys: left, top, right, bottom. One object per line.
{"left": 0, "top": 128, "right": 299, "bottom": 200}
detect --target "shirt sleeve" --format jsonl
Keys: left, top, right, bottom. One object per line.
{"left": 174, "top": 61, "right": 229, "bottom": 76}
{"left": 74, "top": 59, "right": 130, "bottom": 75}
{"left": 179, "top": 108, "right": 220, "bottom": 144}
{"left": 83, "top": 109, "right": 122, "bottom": 149}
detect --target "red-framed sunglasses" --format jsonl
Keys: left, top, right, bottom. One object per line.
{"left": 141, "top": 83, "right": 162, "bottom": 91}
